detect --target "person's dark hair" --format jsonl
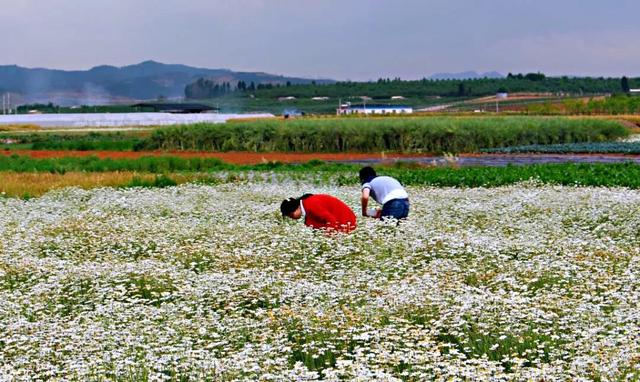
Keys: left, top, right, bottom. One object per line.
{"left": 280, "top": 194, "right": 314, "bottom": 216}
{"left": 359, "top": 166, "right": 377, "bottom": 184}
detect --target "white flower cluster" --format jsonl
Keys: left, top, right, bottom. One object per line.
{"left": 1, "top": 183, "right": 639, "bottom": 381}
{"left": 620, "top": 134, "right": 640, "bottom": 142}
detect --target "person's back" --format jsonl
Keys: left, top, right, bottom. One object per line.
{"left": 359, "top": 167, "right": 410, "bottom": 221}
{"left": 302, "top": 194, "right": 357, "bottom": 233}
{"left": 365, "top": 176, "right": 408, "bottom": 205}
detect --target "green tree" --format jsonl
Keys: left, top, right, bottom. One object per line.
{"left": 525, "top": 72, "right": 546, "bottom": 81}
{"left": 621, "top": 76, "right": 630, "bottom": 93}
{"left": 457, "top": 82, "right": 466, "bottom": 96}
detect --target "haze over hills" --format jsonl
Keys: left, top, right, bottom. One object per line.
{"left": 0, "top": 61, "right": 334, "bottom": 105}
{"left": 0, "top": 62, "right": 574, "bottom": 107}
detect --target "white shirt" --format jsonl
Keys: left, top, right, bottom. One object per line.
{"left": 362, "top": 176, "right": 408, "bottom": 205}
{"left": 299, "top": 200, "right": 306, "bottom": 217}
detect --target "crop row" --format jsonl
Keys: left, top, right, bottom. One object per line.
{"left": 483, "top": 141, "right": 640, "bottom": 154}
{"left": 0, "top": 131, "right": 145, "bottom": 151}
{"left": 1, "top": 117, "right": 629, "bottom": 153}
{"left": 133, "top": 117, "right": 628, "bottom": 153}
{"left": 3, "top": 155, "right": 640, "bottom": 190}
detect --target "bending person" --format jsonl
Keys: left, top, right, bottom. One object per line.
{"left": 359, "top": 166, "right": 409, "bottom": 220}
{"left": 280, "top": 194, "right": 357, "bottom": 233}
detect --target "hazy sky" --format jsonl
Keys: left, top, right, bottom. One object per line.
{"left": 1, "top": 0, "right": 639, "bottom": 80}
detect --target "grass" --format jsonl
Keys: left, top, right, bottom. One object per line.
{"left": 437, "top": 322, "right": 564, "bottom": 372}
{"left": 3, "top": 155, "right": 640, "bottom": 198}
{"left": 381, "top": 162, "right": 640, "bottom": 188}
{"left": 0, "top": 171, "right": 207, "bottom": 198}
{"left": 0, "top": 124, "right": 41, "bottom": 132}
{"left": 120, "top": 274, "right": 177, "bottom": 307}
{"left": 0, "top": 155, "right": 230, "bottom": 173}
{"left": 139, "top": 116, "right": 628, "bottom": 153}
{"left": 0, "top": 131, "right": 147, "bottom": 151}
{"left": 0, "top": 171, "right": 148, "bottom": 198}
{"left": 0, "top": 116, "right": 629, "bottom": 154}
{"left": 0, "top": 264, "right": 33, "bottom": 292}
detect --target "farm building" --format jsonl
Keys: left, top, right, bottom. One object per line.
{"left": 337, "top": 104, "right": 413, "bottom": 115}
{"left": 630, "top": 89, "right": 640, "bottom": 95}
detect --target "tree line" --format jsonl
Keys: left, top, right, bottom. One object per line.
{"left": 185, "top": 73, "right": 640, "bottom": 100}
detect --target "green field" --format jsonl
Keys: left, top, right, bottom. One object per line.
{"left": 0, "top": 131, "right": 149, "bottom": 151}
{"left": 0, "top": 116, "right": 638, "bottom": 154}
{"left": 2, "top": 116, "right": 628, "bottom": 154}
{"left": 2, "top": 155, "right": 640, "bottom": 190}
{"left": 140, "top": 116, "right": 627, "bottom": 153}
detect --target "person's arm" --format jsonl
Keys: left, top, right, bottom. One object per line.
{"left": 361, "top": 188, "right": 370, "bottom": 217}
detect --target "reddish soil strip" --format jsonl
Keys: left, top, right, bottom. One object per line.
{"left": 3, "top": 150, "right": 640, "bottom": 167}
{"left": 0, "top": 150, "right": 439, "bottom": 164}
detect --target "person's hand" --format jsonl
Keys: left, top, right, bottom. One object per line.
{"left": 365, "top": 208, "right": 381, "bottom": 218}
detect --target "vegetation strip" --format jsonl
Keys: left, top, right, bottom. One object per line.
{"left": 483, "top": 141, "right": 640, "bottom": 154}
{"left": 137, "top": 117, "right": 627, "bottom": 153}
{"left": 0, "top": 172, "right": 189, "bottom": 198}
{"left": 3, "top": 155, "right": 640, "bottom": 198}
{"left": 0, "top": 131, "right": 147, "bottom": 151}
{"left": 1, "top": 117, "right": 629, "bottom": 154}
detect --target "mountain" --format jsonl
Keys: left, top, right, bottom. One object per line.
{"left": 0, "top": 61, "right": 334, "bottom": 105}
{"left": 429, "top": 71, "right": 504, "bottom": 80}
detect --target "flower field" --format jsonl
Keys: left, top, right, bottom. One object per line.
{"left": 1, "top": 182, "right": 640, "bottom": 381}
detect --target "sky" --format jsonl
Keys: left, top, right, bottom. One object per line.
{"left": 1, "top": 0, "right": 639, "bottom": 80}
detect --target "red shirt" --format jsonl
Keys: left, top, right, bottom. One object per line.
{"left": 301, "top": 194, "right": 357, "bottom": 233}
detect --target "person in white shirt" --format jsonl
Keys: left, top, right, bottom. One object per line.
{"left": 359, "top": 166, "right": 409, "bottom": 220}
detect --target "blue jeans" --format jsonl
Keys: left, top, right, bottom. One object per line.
{"left": 381, "top": 198, "right": 410, "bottom": 220}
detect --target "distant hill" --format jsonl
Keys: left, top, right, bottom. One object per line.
{"left": 0, "top": 61, "right": 334, "bottom": 105}
{"left": 429, "top": 71, "right": 504, "bottom": 80}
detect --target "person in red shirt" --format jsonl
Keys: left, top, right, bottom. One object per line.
{"left": 280, "top": 194, "right": 357, "bottom": 233}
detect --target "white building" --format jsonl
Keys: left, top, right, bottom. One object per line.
{"left": 337, "top": 104, "right": 413, "bottom": 115}
{"left": 630, "top": 89, "right": 640, "bottom": 95}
